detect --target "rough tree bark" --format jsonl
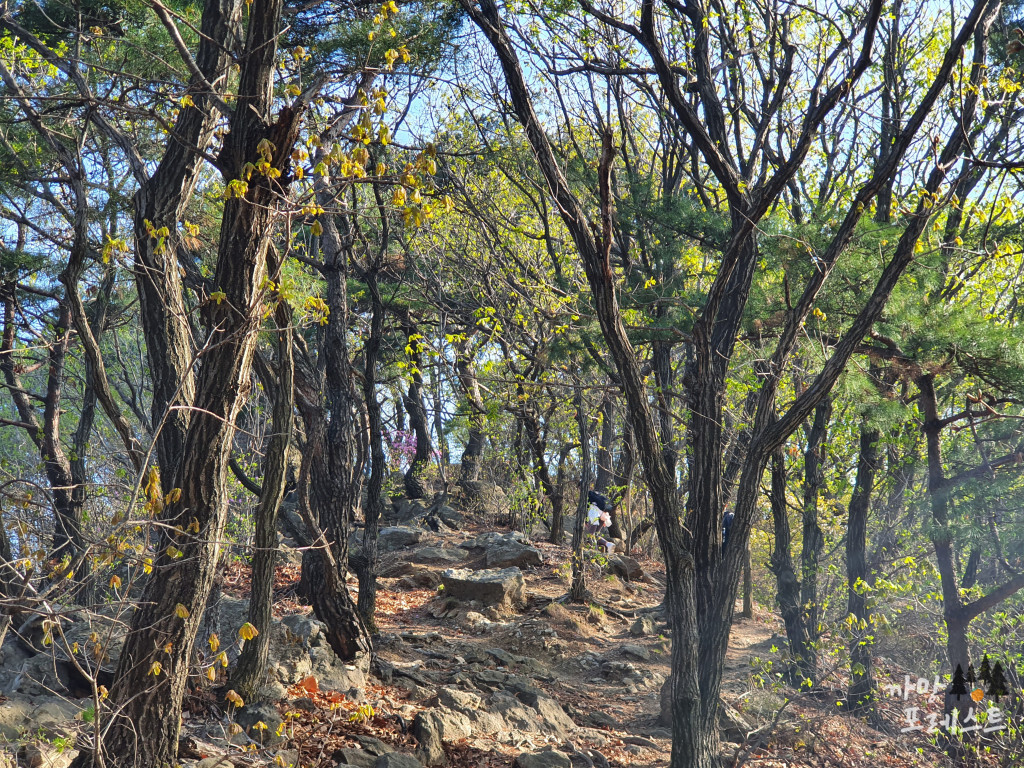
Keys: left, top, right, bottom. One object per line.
{"left": 71, "top": 0, "right": 309, "bottom": 761}
{"left": 232, "top": 305, "right": 294, "bottom": 703}
{"left": 570, "top": 385, "right": 591, "bottom": 603}
{"left": 846, "top": 421, "right": 880, "bottom": 713}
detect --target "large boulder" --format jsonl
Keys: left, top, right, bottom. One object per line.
{"left": 413, "top": 709, "right": 473, "bottom": 766}
{"left": 411, "top": 547, "right": 466, "bottom": 565}
{"left": 379, "top": 527, "right": 425, "bottom": 552}
{"left": 391, "top": 500, "right": 428, "bottom": 525}
{"left": 606, "top": 555, "right": 644, "bottom": 582}
{"left": 514, "top": 751, "right": 571, "bottom": 768}
{"left": 440, "top": 568, "right": 525, "bottom": 609}
{"left": 485, "top": 541, "right": 543, "bottom": 569}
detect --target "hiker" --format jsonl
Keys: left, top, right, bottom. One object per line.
{"left": 722, "top": 510, "right": 735, "bottom": 554}
{"left": 586, "top": 490, "right": 615, "bottom": 553}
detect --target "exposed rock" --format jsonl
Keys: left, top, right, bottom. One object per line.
{"left": 621, "top": 736, "right": 658, "bottom": 749}
{"left": 413, "top": 709, "right": 472, "bottom": 766}
{"left": 459, "top": 531, "right": 527, "bottom": 550}
{"left": 606, "top": 556, "right": 643, "bottom": 582}
{"left": 352, "top": 735, "right": 394, "bottom": 756}
{"left": 236, "top": 702, "right": 284, "bottom": 746}
{"left": 399, "top": 570, "right": 442, "bottom": 590}
{"left": 440, "top": 568, "right": 525, "bottom": 609}
{"left": 629, "top": 616, "right": 656, "bottom": 637}
{"left": 621, "top": 644, "right": 650, "bottom": 661}
{"left": 484, "top": 541, "right": 544, "bottom": 570}
{"left": 380, "top": 527, "right": 425, "bottom": 552}
{"left": 15, "top": 743, "right": 75, "bottom": 768}
{"left": 587, "top": 711, "right": 617, "bottom": 728}
{"left": 0, "top": 696, "right": 33, "bottom": 740}
{"left": 718, "top": 702, "right": 753, "bottom": 743}
{"left": 194, "top": 758, "right": 235, "bottom": 768}
{"left": 411, "top": 548, "right": 466, "bottom": 565}
{"left": 391, "top": 500, "right": 428, "bottom": 525}
{"left": 514, "top": 750, "right": 571, "bottom": 768}
{"left": 334, "top": 748, "right": 377, "bottom": 768}
{"left": 374, "top": 753, "right": 423, "bottom": 768}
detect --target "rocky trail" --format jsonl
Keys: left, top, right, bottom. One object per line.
{"left": 0, "top": 499, "right": 972, "bottom": 768}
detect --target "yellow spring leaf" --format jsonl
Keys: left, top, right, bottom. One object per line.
{"left": 175, "top": 604, "right": 190, "bottom": 619}
{"left": 238, "top": 622, "right": 259, "bottom": 641}
{"left": 225, "top": 689, "right": 244, "bottom": 707}
{"left": 109, "top": 575, "right": 121, "bottom": 590}
{"left": 205, "top": 666, "right": 216, "bottom": 682}
{"left": 148, "top": 661, "right": 162, "bottom": 676}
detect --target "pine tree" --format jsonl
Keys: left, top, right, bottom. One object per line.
{"left": 967, "top": 664, "right": 977, "bottom": 685}
{"left": 949, "top": 664, "right": 969, "bottom": 695}
{"left": 980, "top": 655, "right": 993, "bottom": 684}
{"left": 988, "top": 661, "right": 1009, "bottom": 701}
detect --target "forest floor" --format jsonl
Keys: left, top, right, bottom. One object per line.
{"left": 213, "top": 515, "right": 1005, "bottom": 768}
{"left": 1, "top": 514, "right": 1008, "bottom": 768}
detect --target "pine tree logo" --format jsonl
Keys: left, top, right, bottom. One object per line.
{"left": 987, "top": 661, "right": 1009, "bottom": 701}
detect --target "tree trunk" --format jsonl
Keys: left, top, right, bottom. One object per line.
{"left": 455, "top": 339, "right": 486, "bottom": 498}
{"left": 357, "top": 269, "right": 386, "bottom": 632}
{"left": 741, "top": 544, "right": 753, "bottom": 619}
{"left": 233, "top": 309, "right": 294, "bottom": 703}
{"left": 846, "top": 423, "right": 879, "bottom": 713}
{"left": 570, "top": 385, "right": 591, "bottom": 602}
{"left": 768, "top": 449, "right": 814, "bottom": 688}
{"left": 75, "top": 1, "right": 304, "bottom": 762}
{"left": 402, "top": 314, "right": 432, "bottom": 500}
{"left": 800, "top": 397, "right": 831, "bottom": 665}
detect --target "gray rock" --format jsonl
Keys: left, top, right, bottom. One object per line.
{"left": 587, "top": 711, "right": 617, "bottom": 728}
{"left": 413, "top": 709, "right": 473, "bottom": 766}
{"left": 236, "top": 702, "right": 284, "bottom": 746}
{"left": 195, "top": 758, "right": 236, "bottom": 768}
{"left": 411, "top": 547, "right": 466, "bottom": 565}
{"left": 257, "top": 679, "right": 288, "bottom": 703}
{"left": 621, "top": 644, "right": 650, "bottom": 661}
{"left": 459, "top": 531, "right": 527, "bottom": 549}
{"left": 440, "top": 568, "right": 525, "bottom": 608}
{"left": 435, "top": 507, "right": 464, "bottom": 530}
{"left": 629, "top": 616, "right": 656, "bottom": 637}
{"left": 380, "top": 527, "right": 425, "bottom": 552}
{"left": 335, "top": 748, "right": 377, "bottom": 768}
{"left": 606, "top": 556, "right": 643, "bottom": 582}
{"left": 718, "top": 702, "right": 753, "bottom": 743}
{"left": 374, "top": 753, "right": 423, "bottom": 768}
{"left": 621, "top": 736, "right": 658, "bottom": 749}
{"left": 514, "top": 750, "right": 571, "bottom": 768}
{"left": 399, "top": 570, "right": 442, "bottom": 590}
{"left": 392, "top": 500, "right": 427, "bottom": 524}
{"left": 485, "top": 541, "right": 544, "bottom": 569}
{"left": 0, "top": 696, "right": 33, "bottom": 741}
{"left": 352, "top": 735, "right": 394, "bottom": 756}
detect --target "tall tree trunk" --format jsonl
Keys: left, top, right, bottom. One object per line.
{"left": 768, "top": 449, "right": 814, "bottom": 688}
{"left": 455, "top": 340, "right": 486, "bottom": 499}
{"left": 0, "top": 284, "right": 82, "bottom": 571}
{"left": 570, "top": 385, "right": 591, "bottom": 602}
{"left": 847, "top": 422, "right": 879, "bottom": 712}
{"left": 233, "top": 308, "right": 294, "bottom": 703}
{"left": 521, "top": 405, "right": 564, "bottom": 543}
{"left": 799, "top": 397, "right": 831, "bottom": 680}
{"left": 402, "top": 314, "right": 432, "bottom": 500}
{"left": 357, "top": 270, "right": 386, "bottom": 632}
{"left": 76, "top": 1, "right": 305, "bottom": 762}
{"left": 595, "top": 394, "right": 616, "bottom": 497}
